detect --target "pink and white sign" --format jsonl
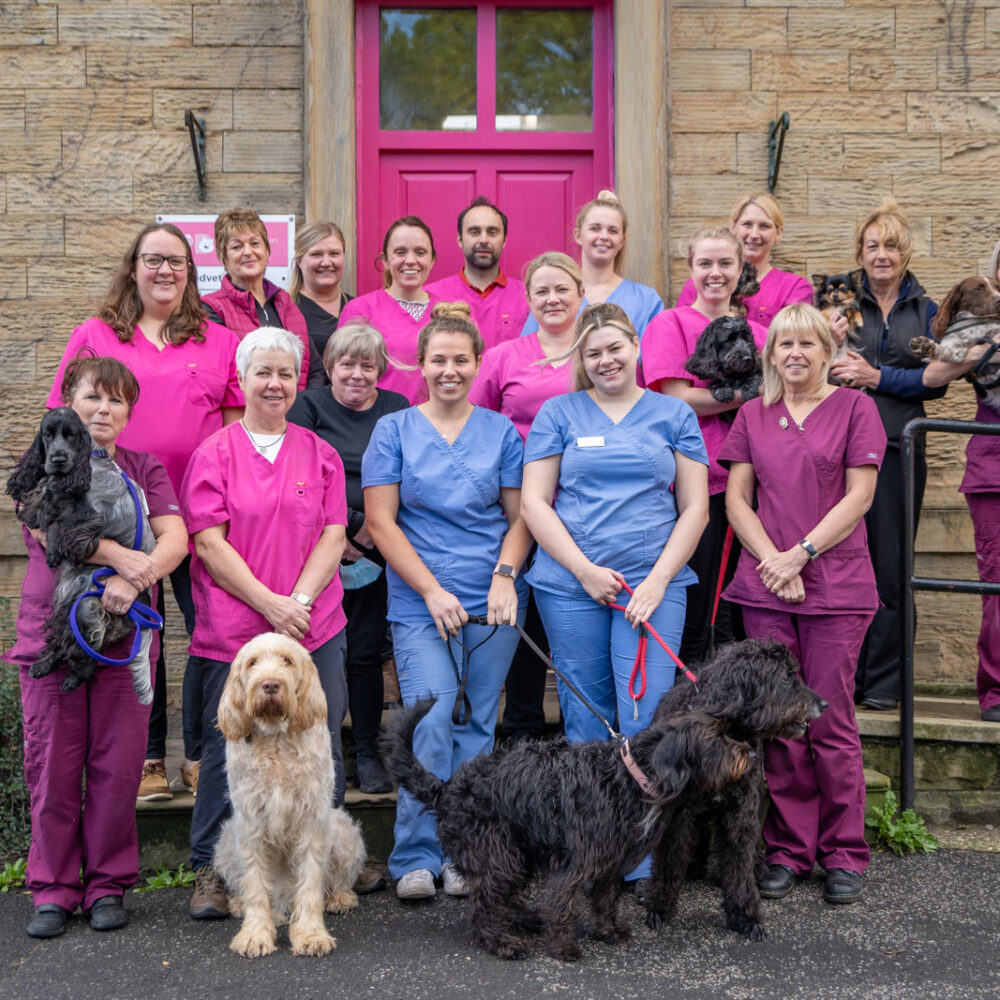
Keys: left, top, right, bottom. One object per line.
{"left": 156, "top": 214, "right": 296, "bottom": 295}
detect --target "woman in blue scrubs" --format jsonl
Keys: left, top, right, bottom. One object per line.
{"left": 521, "top": 302, "right": 709, "bottom": 747}
{"left": 363, "top": 302, "right": 531, "bottom": 902}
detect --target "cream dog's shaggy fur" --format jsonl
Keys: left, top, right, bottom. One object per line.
{"left": 214, "top": 633, "right": 366, "bottom": 958}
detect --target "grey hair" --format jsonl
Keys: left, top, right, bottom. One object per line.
{"left": 235, "top": 326, "right": 304, "bottom": 379}
{"left": 323, "top": 320, "right": 389, "bottom": 378}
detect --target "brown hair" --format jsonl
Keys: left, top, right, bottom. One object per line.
{"left": 214, "top": 208, "right": 271, "bottom": 268}
{"left": 854, "top": 198, "right": 914, "bottom": 275}
{"left": 575, "top": 190, "right": 628, "bottom": 275}
{"left": 97, "top": 223, "right": 206, "bottom": 345}
{"left": 380, "top": 216, "right": 436, "bottom": 290}
{"left": 416, "top": 301, "right": 484, "bottom": 363}
{"left": 61, "top": 350, "right": 141, "bottom": 413}
{"left": 290, "top": 220, "right": 347, "bottom": 301}
{"left": 539, "top": 302, "right": 638, "bottom": 392}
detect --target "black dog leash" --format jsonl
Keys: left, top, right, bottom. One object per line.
{"left": 446, "top": 619, "right": 499, "bottom": 726}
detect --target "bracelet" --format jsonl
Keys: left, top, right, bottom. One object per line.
{"left": 291, "top": 591, "right": 313, "bottom": 608}
{"left": 492, "top": 563, "right": 515, "bottom": 580}
{"left": 798, "top": 539, "right": 819, "bottom": 561}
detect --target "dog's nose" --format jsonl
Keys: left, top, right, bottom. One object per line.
{"left": 261, "top": 679, "right": 281, "bottom": 696}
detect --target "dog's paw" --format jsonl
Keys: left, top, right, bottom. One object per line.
{"left": 547, "top": 940, "right": 581, "bottom": 962}
{"left": 227, "top": 895, "right": 244, "bottom": 919}
{"left": 710, "top": 384, "right": 736, "bottom": 403}
{"left": 29, "top": 661, "right": 55, "bottom": 679}
{"left": 908, "top": 336, "right": 937, "bottom": 360}
{"left": 60, "top": 674, "right": 83, "bottom": 693}
{"left": 593, "top": 923, "right": 631, "bottom": 944}
{"left": 490, "top": 939, "right": 528, "bottom": 961}
{"left": 324, "top": 889, "right": 358, "bottom": 914}
{"left": 230, "top": 924, "right": 278, "bottom": 958}
{"left": 645, "top": 907, "right": 665, "bottom": 931}
{"left": 289, "top": 922, "right": 337, "bottom": 957}
{"left": 728, "top": 915, "right": 767, "bottom": 941}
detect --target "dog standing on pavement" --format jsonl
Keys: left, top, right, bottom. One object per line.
{"left": 214, "top": 633, "right": 366, "bottom": 958}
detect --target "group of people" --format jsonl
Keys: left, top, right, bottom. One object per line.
{"left": 9, "top": 188, "right": 999, "bottom": 940}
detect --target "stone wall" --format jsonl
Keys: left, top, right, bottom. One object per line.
{"left": 667, "top": 0, "right": 998, "bottom": 679}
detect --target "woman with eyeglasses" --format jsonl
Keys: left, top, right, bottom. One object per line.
{"left": 48, "top": 222, "right": 244, "bottom": 804}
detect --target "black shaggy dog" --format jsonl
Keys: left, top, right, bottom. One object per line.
{"left": 6, "top": 407, "right": 157, "bottom": 701}
{"left": 380, "top": 698, "right": 756, "bottom": 961}
{"left": 685, "top": 314, "right": 763, "bottom": 407}
{"left": 643, "top": 639, "right": 826, "bottom": 941}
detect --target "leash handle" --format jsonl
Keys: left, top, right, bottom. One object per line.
{"left": 445, "top": 619, "right": 498, "bottom": 726}
{"left": 711, "top": 524, "right": 735, "bottom": 626}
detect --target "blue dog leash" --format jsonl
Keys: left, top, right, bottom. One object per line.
{"left": 68, "top": 461, "right": 163, "bottom": 666}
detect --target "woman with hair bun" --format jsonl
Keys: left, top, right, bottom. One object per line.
{"left": 522, "top": 191, "right": 664, "bottom": 339}
{"left": 364, "top": 301, "right": 531, "bottom": 902}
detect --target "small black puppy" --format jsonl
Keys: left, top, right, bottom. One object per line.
{"left": 685, "top": 315, "right": 762, "bottom": 407}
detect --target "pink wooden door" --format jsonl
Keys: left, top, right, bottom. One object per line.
{"left": 356, "top": 0, "right": 613, "bottom": 294}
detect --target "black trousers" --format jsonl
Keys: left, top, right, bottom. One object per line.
{"left": 499, "top": 588, "right": 551, "bottom": 741}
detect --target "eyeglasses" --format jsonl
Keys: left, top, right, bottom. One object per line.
{"left": 136, "top": 253, "right": 190, "bottom": 271}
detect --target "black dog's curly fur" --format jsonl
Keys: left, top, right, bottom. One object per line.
{"left": 380, "top": 696, "right": 755, "bottom": 961}
{"left": 643, "top": 639, "right": 826, "bottom": 941}
{"left": 6, "top": 408, "right": 156, "bottom": 697}
{"left": 685, "top": 314, "right": 763, "bottom": 407}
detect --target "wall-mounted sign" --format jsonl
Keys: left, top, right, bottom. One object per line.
{"left": 156, "top": 214, "right": 296, "bottom": 296}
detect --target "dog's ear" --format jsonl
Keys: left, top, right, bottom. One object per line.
{"left": 217, "top": 648, "right": 253, "bottom": 742}
{"left": 811, "top": 273, "right": 827, "bottom": 291}
{"left": 6, "top": 429, "right": 49, "bottom": 503}
{"left": 63, "top": 426, "right": 93, "bottom": 498}
{"left": 289, "top": 642, "right": 327, "bottom": 733}
{"left": 931, "top": 279, "right": 964, "bottom": 340}
{"left": 648, "top": 722, "right": 695, "bottom": 801}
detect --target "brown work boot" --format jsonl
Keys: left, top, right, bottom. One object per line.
{"left": 189, "top": 866, "right": 229, "bottom": 920}
{"left": 137, "top": 761, "right": 172, "bottom": 802}
{"left": 353, "top": 864, "right": 386, "bottom": 895}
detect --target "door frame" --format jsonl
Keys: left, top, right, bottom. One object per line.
{"left": 304, "top": 0, "right": 669, "bottom": 296}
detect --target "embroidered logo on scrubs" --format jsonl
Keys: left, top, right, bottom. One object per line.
{"left": 577, "top": 436, "right": 605, "bottom": 448}
{"left": 867, "top": 452, "right": 879, "bottom": 460}
{"left": 295, "top": 481, "right": 305, "bottom": 497}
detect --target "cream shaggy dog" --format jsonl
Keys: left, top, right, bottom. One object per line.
{"left": 214, "top": 633, "right": 366, "bottom": 958}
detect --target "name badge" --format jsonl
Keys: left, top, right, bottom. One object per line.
{"left": 577, "top": 436, "right": 605, "bottom": 448}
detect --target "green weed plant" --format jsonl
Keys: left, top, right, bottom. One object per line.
{"left": 866, "top": 790, "right": 940, "bottom": 856}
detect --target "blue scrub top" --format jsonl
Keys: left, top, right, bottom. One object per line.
{"left": 520, "top": 279, "right": 665, "bottom": 339}
{"left": 524, "top": 389, "right": 708, "bottom": 599}
{"left": 362, "top": 405, "right": 528, "bottom": 623}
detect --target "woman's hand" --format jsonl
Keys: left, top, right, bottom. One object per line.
{"left": 828, "top": 311, "right": 849, "bottom": 348}
{"left": 262, "top": 593, "right": 312, "bottom": 642}
{"left": 756, "top": 546, "right": 810, "bottom": 593}
{"left": 487, "top": 574, "right": 519, "bottom": 626}
{"left": 424, "top": 586, "right": 469, "bottom": 640}
{"left": 342, "top": 539, "right": 363, "bottom": 562}
{"left": 101, "top": 575, "right": 140, "bottom": 615}
{"left": 775, "top": 575, "right": 806, "bottom": 604}
{"left": 830, "top": 351, "right": 881, "bottom": 390}
{"left": 103, "top": 543, "right": 158, "bottom": 591}
{"left": 577, "top": 563, "right": 624, "bottom": 605}
{"left": 352, "top": 520, "right": 374, "bottom": 549}
{"left": 623, "top": 574, "right": 667, "bottom": 627}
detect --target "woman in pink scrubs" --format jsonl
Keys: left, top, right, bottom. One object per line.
{"left": 181, "top": 327, "right": 351, "bottom": 921}
{"left": 720, "top": 303, "right": 886, "bottom": 906}
{"left": 470, "top": 251, "right": 583, "bottom": 741}
{"left": 674, "top": 192, "right": 813, "bottom": 328}
{"left": 11, "top": 356, "right": 188, "bottom": 938}
{"left": 47, "top": 223, "right": 243, "bottom": 802}
{"left": 338, "top": 216, "right": 442, "bottom": 404}
{"left": 642, "top": 228, "right": 767, "bottom": 662}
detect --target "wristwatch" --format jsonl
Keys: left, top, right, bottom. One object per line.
{"left": 798, "top": 539, "right": 819, "bottom": 561}
{"left": 492, "top": 563, "right": 515, "bottom": 580}
{"left": 291, "top": 591, "right": 313, "bottom": 608}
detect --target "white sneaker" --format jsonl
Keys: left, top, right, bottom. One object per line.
{"left": 441, "top": 862, "right": 469, "bottom": 897}
{"left": 396, "top": 868, "right": 436, "bottom": 900}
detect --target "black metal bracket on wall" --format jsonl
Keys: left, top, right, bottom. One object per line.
{"left": 767, "top": 113, "right": 790, "bottom": 194}
{"left": 185, "top": 110, "right": 207, "bottom": 201}
{"left": 901, "top": 417, "right": 1000, "bottom": 811}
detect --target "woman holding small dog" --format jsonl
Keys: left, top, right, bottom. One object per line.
{"left": 520, "top": 303, "right": 709, "bottom": 886}
{"left": 829, "top": 199, "right": 942, "bottom": 711}
{"left": 720, "top": 302, "right": 886, "bottom": 904}
{"left": 364, "top": 301, "right": 531, "bottom": 901}
{"left": 674, "top": 192, "right": 813, "bottom": 328}
{"left": 181, "top": 327, "right": 352, "bottom": 921}
{"left": 10, "top": 355, "right": 188, "bottom": 938}
{"left": 642, "top": 228, "right": 768, "bottom": 663}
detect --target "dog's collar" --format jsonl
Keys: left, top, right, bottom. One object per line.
{"left": 619, "top": 738, "right": 659, "bottom": 800}
{"left": 90, "top": 448, "right": 110, "bottom": 458}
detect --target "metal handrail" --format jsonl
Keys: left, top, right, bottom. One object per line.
{"left": 767, "top": 113, "right": 790, "bottom": 194}
{"left": 900, "top": 417, "right": 1000, "bottom": 810}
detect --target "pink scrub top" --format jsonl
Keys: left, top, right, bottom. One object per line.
{"left": 181, "top": 422, "right": 347, "bottom": 660}
{"left": 337, "top": 288, "right": 443, "bottom": 405}
{"left": 47, "top": 317, "right": 243, "bottom": 495}
{"left": 7, "top": 447, "right": 179, "bottom": 668}
{"left": 961, "top": 399, "right": 1000, "bottom": 495}
{"left": 641, "top": 305, "right": 767, "bottom": 495}
{"left": 718, "top": 387, "right": 887, "bottom": 615}
{"left": 469, "top": 333, "right": 575, "bottom": 442}
{"left": 675, "top": 267, "right": 814, "bottom": 329}
{"left": 425, "top": 270, "right": 530, "bottom": 350}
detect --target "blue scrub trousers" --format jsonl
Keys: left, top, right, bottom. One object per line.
{"left": 534, "top": 583, "right": 687, "bottom": 880}
{"left": 388, "top": 616, "right": 523, "bottom": 879}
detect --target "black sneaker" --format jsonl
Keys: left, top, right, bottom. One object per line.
{"left": 355, "top": 756, "right": 393, "bottom": 794}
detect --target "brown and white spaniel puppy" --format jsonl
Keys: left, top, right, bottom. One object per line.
{"left": 214, "top": 633, "right": 366, "bottom": 958}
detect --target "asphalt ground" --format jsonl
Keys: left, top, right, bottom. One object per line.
{"left": 1, "top": 849, "right": 998, "bottom": 1000}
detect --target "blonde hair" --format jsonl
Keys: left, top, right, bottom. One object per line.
{"left": 290, "top": 220, "right": 346, "bottom": 301}
{"left": 575, "top": 189, "right": 628, "bottom": 275}
{"left": 416, "top": 301, "right": 484, "bottom": 363}
{"left": 729, "top": 192, "right": 785, "bottom": 232}
{"left": 761, "top": 303, "right": 835, "bottom": 406}
{"left": 854, "top": 197, "right": 914, "bottom": 275}
{"left": 523, "top": 251, "right": 584, "bottom": 297}
{"left": 686, "top": 227, "right": 743, "bottom": 268}
{"left": 540, "top": 302, "right": 638, "bottom": 392}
